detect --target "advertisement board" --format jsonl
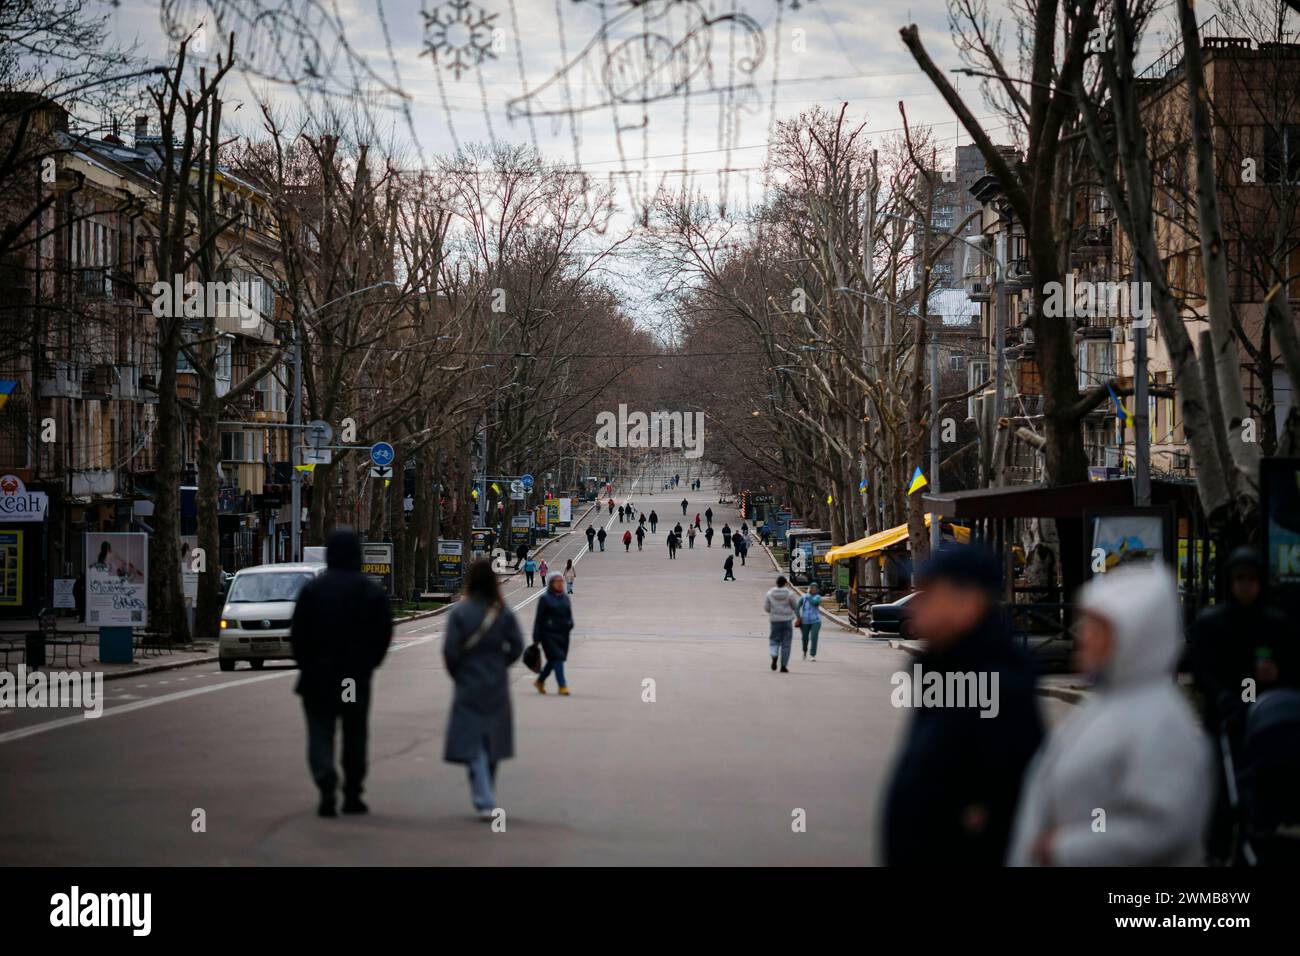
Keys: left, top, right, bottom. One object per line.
{"left": 362, "top": 542, "right": 394, "bottom": 594}
{"left": 510, "top": 515, "right": 532, "bottom": 551}
{"left": 436, "top": 539, "right": 464, "bottom": 591}
{"left": 85, "top": 532, "right": 148, "bottom": 626}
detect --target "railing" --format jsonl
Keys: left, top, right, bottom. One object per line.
{"left": 1136, "top": 14, "right": 1231, "bottom": 81}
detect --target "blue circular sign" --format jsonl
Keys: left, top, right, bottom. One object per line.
{"left": 370, "top": 442, "right": 395, "bottom": 466}
{"left": 521, "top": 473, "right": 534, "bottom": 490}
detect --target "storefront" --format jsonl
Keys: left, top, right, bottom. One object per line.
{"left": 0, "top": 473, "right": 51, "bottom": 618}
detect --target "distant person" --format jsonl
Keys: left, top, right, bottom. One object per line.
{"left": 649, "top": 510, "right": 659, "bottom": 533}
{"left": 673, "top": 522, "right": 683, "bottom": 540}
{"left": 523, "top": 554, "right": 537, "bottom": 587}
{"left": 635, "top": 525, "right": 646, "bottom": 550}
{"left": 723, "top": 554, "right": 735, "bottom": 581}
{"left": 694, "top": 513, "right": 702, "bottom": 529}
{"left": 537, "top": 559, "right": 549, "bottom": 586}
{"left": 721, "top": 524, "right": 732, "bottom": 549}
{"left": 705, "top": 526, "right": 714, "bottom": 548}
{"left": 733, "top": 531, "right": 745, "bottom": 563}
{"left": 514, "top": 542, "right": 528, "bottom": 570}
{"left": 618, "top": 505, "right": 626, "bottom": 523}
{"left": 798, "top": 582, "right": 822, "bottom": 661}
{"left": 760, "top": 524, "right": 772, "bottom": 547}
{"left": 596, "top": 526, "right": 607, "bottom": 552}
{"left": 532, "top": 571, "right": 573, "bottom": 695}
{"left": 442, "top": 559, "right": 524, "bottom": 820}
{"left": 882, "top": 546, "right": 1043, "bottom": 866}
{"left": 563, "top": 559, "right": 576, "bottom": 594}
{"left": 681, "top": 498, "right": 689, "bottom": 516}
{"left": 608, "top": 498, "right": 615, "bottom": 515}
{"left": 764, "top": 575, "right": 800, "bottom": 672}
{"left": 667, "top": 533, "right": 679, "bottom": 559}
{"left": 1009, "top": 562, "right": 1211, "bottom": 866}
{"left": 705, "top": 507, "right": 714, "bottom": 527}
{"left": 687, "top": 525, "right": 697, "bottom": 548}
{"left": 289, "top": 528, "right": 393, "bottom": 817}
{"left": 638, "top": 512, "right": 647, "bottom": 529}
{"left": 585, "top": 525, "right": 596, "bottom": 551}
{"left": 622, "top": 529, "right": 632, "bottom": 552}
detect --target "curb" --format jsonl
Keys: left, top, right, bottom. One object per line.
{"left": 99, "top": 652, "right": 220, "bottom": 681}
{"left": 889, "top": 639, "right": 1089, "bottom": 705}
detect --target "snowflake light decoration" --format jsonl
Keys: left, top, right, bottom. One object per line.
{"left": 421, "top": 0, "right": 499, "bottom": 81}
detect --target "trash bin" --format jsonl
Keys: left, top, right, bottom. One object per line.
{"left": 26, "top": 631, "right": 45, "bottom": 668}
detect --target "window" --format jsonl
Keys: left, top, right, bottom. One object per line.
{"left": 220, "top": 431, "right": 263, "bottom": 462}
{"left": 1263, "top": 124, "right": 1300, "bottom": 184}
{"left": 949, "top": 353, "right": 966, "bottom": 371}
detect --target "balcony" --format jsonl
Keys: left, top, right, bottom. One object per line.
{"left": 968, "top": 281, "right": 992, "bottom": 302}
{"left": 81, "top": 364, "right": 113, "bottom": 398}
{"left": 1075, "top": 313, "right": 1118, "bottom": 338}
{"left": 1070, "top": 225, "right": 1113, "bottom": 266}
{"left": 77, "top": 267, "right": 114, "bottom": 299}
{"left": 38, "top": 360, "right": 81, "bottom": 398}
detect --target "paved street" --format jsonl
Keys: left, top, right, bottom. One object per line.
{"left": 1, "top": 481, "right": 1072, "bottom": 866}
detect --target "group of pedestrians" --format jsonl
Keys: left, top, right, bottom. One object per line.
{"left": 878, "top": 543, "right": 1294, "bottom": 867}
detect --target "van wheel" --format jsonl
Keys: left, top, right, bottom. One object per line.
{"left": 219, "top": 657, "right": 236, "bottom": 672}
{"left": 249, "top": 659, "right": 265, "bottom": 670}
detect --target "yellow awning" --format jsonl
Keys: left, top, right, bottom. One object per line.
{"left": 825, "top": 516, "right": 970, "bottom": 564}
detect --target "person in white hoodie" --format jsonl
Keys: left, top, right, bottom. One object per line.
{"left": 764, "top": 575, "right": 801, "bottom": 673}
{"left": 1008, "top": 561, "right": 1212, "bottom": 866}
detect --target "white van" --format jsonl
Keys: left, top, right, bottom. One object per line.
{"left": 217, "top": 563, "right": 325, "bottom": 671}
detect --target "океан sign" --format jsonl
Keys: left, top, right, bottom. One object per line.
{"left": 0, "top": 475, "right": 49, "bottom": 522}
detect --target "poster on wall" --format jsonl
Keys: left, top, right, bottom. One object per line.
{"left": 0, "top": 530, "right": 22, "bottom": 608}
{"left": 180, "top": 535, "right": 199, "bottom": 607}
{"left": 85, "top": 532, "right": 148, "bottom": 626}
{"left": 1084, "top": 506, "right": 1173, "bottom": 578}
{"left": 362, "top": 542, "right": 394, "bottom": 595}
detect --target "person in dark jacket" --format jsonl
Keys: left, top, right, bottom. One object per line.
{"left": 723, "top": 554, "right": 735, "bottom": 581}
{"left": 721, "top": 524, "right": 732, "bottom": 549}
{"left": 681, "top": 498, "right": 689, "bottom": 516}
{"left": 733, "top": 531, "right": 746, "bottom": 564}
{"left": 881, "top": 545, "right": 1044, "bottom": 866}
{"left": 705, "top": 507, "right": 714, "bottom": 527}
{"left": 705, "top": 525, "right": 714, "bottom": 547}
{"left": 667, "top": 532, "right": 679, "bottom": 559}
{"left": 649, "top": 510, "right": 659, "bottom": 533}
{"left": 532, "top": 571, "right": 574, "bottom": 695}
{"left": 290, "top": 528, "right": 393, "bottom": 817}
{"left": 1190, "top": 546, "right": 1293, "bottom": 862}
{"left": 443, "top": 559, "right": 524, "bottom": 819}
{"left": 514, "top": 542, "right": 528, "bottom": 570}
{"left": 596, "top": 526, "right": 607, "bottom": 551}
{"left": 618, "top": 505, "right": 626, "bottom": 523}
{"left": 635, "top": 524, "right": 646, "bottom": 550}
{"left": 585, "top": 525, "right": 596, "bottom": 550}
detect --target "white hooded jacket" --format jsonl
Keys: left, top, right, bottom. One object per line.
{"left": 1007, "top": 562, "right": 1212, "bottom": 866}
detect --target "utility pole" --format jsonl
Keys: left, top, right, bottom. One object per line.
{"left": 993, "top": 229, "right": 1007, "bottom": 424}
{"left": 930, "top": 328, "right": 941, "bottom": 551}
{"left": 289, "top": 322, "right": 303, "bottom": 563}
{"left": 1132, "top": 256, "right": 1151, "bottom": 506}
{"left": 861, "top": 154, "right": 875, "bottom": 537}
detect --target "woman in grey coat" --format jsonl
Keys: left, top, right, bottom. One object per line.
{"left": 443, "top": 559, "right": 525, "bottom": 819}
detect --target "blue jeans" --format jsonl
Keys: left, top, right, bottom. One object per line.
{"left": 769, "top": 620, "right": 794, "bottom": 667}
{"left": 467, "top": 740, "right": 497, "bottom": 812}
{"left": 539, "top": 659, "right": 567, "bottom": 688}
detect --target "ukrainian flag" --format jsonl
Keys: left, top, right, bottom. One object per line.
{"left": 908, "top": 467, "right": 928, "bottom": 495}
{"left": 490, "top": 482, "right": 500, "bottom": 496}
{"left": 1107, "top": 383, "right": 1133, "bottom": 429}
{"left": 293, "top": 463, "right": 315, "bottom": 473}
{"left": 858, "top": 479, "right": 868, "bottom": 494}
{"left": 0, "top": 380, "right": 17, "bottom": 412}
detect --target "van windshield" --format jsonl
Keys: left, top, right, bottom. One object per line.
{"left": 227, "top": 572, "right": 315, "bottom": 603}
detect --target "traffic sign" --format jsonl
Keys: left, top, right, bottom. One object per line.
{"left": 302, "top": 446, "right": 332, "bottom": 466}
{"left": 305, "top": 419, "right": 333, "bottom": 449}
{"left": 521, "top": 473, "right": 534, "bottom": 490}
{"left": 509, "top": 479, "right": 524, "bottom": 495}
{"left": 370, "top": 442, "right": 395, "bottom": 467}
{"left": 370, "top": 464, "right": 393, "bottom": 479}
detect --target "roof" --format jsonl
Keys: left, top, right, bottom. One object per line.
{"left": 920, "top": 478, "right": 1200, "bottom": 520}
{"left": 826, "top": 515, "right": 970, "bottom": 564}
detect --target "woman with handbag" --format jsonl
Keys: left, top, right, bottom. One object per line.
{"left": 532, "top": 570, "right": 574, "bottom": 695}
{"left": 442, "top": 559, "right": 525, "bottom": 819}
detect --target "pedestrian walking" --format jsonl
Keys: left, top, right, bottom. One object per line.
{"left": 705, "top": 507, "right": 713, "bottom": 527}
{"left": 618, "top": 505, "right": 626, "bottom": 523}
{"left": 705, "top": 526, "right": 714, "bottom": 547}
{"left": 723, "top": 554, "right": 735, "bottom": 581}
{"left": 532, "top": 571, "right": 573, "bottom": 696}
{"left": 649, "top": 510, "right": 659, "bottom": 533}
{"left": 289, "top": 528, "right": 393, "bottom": 817}
{"left": 798, "top": 582, "right": 822, "bottom": 661}
{"left": 694, "top": 513, "right": 701, "bottom": 529}
{"left": 537, "top": 559, "right": 548, "bottom": 586}
{"left": 563, "top": 559, "right": 576, "bottom": 594}
{"left": 638, "top": 512, "right": 647, "bottom": 529}
{"left": 585, "top": 525, "right": 596, "bottom": 551}
{"left": 687, "top": 525, "right": 697, "bottom": 548}
{"left": 764, "top": 575, "right": 799, "bottom": 672}
{"left": 1008, "top": 562, "right": 1211, "bottom": 866}
{"left": 733, "top": 531, "right": 745, "bottom": 563}
{"left": 667, "top": 533, "right": 679, "bottom": 559}
{"left": 608, "top": 498, "right": 615, "bottom": 515}
{"left": 681, "top": 498, "right": 689, "bottom": 516}
{"left": 523, "top": 555, "right": 537, "bottom": 587}
{"left": 635, "top": 525, "right": 645, "bottom": 550}
{"left": 673, "top": 522, "right": 683, "bottom": 541}
{"left": 881, "top": 546, "right": 1043, "bottom": 866}
{"left": 443, "top": 559, "right": 524, "bottom": 820}
{"left": 721, "top": 524, "right": 732, "bottom": 549}
{"left": 597, "top": 526, "right": 607, "bottom": 551}
{"left": 514, "top": 542, "right": 528, "bottom": 570}
{"left": 622, "top": 529, "right": 632, "bottom": 552}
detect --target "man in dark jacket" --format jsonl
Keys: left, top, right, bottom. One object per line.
{"left": 667, "top": 532, "right": 679, "bottom": 559}
{"left": 532, "top": 572, "right": 574, "bottom": 694}
{"left": 635, "top": 524, "right": 646, "bottom": 550}
{"left": 514, "top": 541, "right": 528, "bottom": 570}
{"left": 705, "top": 526, "right": 714, "bottom": 547}
{"left": 290, "top": 528, "right": 393, "bottom": 817}
{"left": 585, "top": 525, "right": 596, "bottom": 550}
{"left": 705, "top": 507, "right": 714, "bottom": 527}
{"left": 649, "top": 510, "right": 659, "bottom": 533}
{"left": 732, "top": 531, "right": 746, "bottom": 563}
{"left": 881, "top": 546, "right": 1043, "bottom": 865}
{"left": 596, "top": 526, "right": 607, "bottom": 551}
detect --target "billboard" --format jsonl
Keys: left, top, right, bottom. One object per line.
{"left": 436, "top": 539, "right": 464, "bottom": 591}
{"left": 362, "top": 542, "right": 394, "bottom": 594}
{"left": 85, "top": 532, "right": 148, "bottom": 626}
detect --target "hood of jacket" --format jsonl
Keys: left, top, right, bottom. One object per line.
{"left": 325, "top": 528, "right": 363, "bottom": 572}
{"left": 1076, "top": 561, "right": 1180, "bottom": 690}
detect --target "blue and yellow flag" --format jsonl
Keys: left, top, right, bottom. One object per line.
{"left": 908, "top": 467, "right": 928, "bottom": 495}
{"left": 1107, "top": 383, "right": 1133, "bottom": 428}
{"left": 0, "top": 380, "right": 17, "bottom": 412}
{"left": 490, "top": 481, "right": 501, "bottom": 496}
{"left": 293, "top": 463, "right": 315, "bottom": 473}
{"left": 858, "top": 478, "right": 868, "bottom": 494}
